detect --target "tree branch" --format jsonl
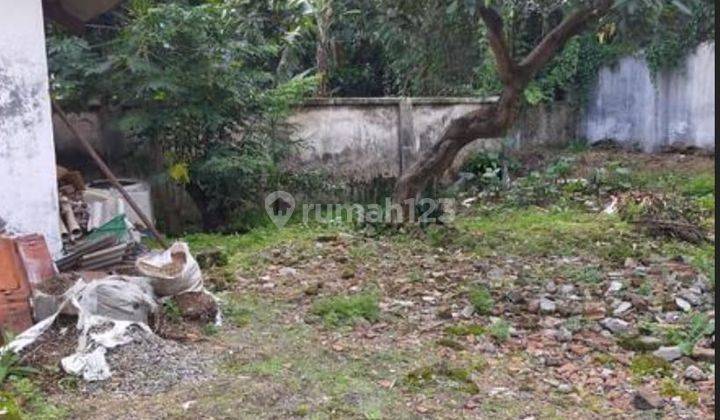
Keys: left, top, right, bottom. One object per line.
{"left": 519, "top": 0, "right": 614, "bottom": 79}
{"left": 477, "top": 6, "right": 518, "bottom": 85}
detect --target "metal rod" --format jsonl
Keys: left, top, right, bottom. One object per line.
{"left": 52, "top": 100, "right": 168, "bottom": 249}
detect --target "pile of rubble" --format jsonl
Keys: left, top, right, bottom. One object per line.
{"left": 56, "top": 165, "right": 152, "bottom": 272}
{"left": 0, "top": 235, "right": 219, "bottom": 387}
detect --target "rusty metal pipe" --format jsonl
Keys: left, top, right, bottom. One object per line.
{"left": 52, "top": 101, "right": 168, "bottom": 249}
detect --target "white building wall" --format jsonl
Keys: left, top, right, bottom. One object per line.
{"left": 0, "top": 1, "right": 62, "bottom": 255}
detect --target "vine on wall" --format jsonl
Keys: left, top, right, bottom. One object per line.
{"left": 475, "top": 1, "right": 715, "bottom": 106}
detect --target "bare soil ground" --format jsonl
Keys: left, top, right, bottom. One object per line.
{"left": 12, "top": 150, "right": 715, "bottom": 419}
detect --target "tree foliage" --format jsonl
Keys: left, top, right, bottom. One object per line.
{"left": 49, "top": 0, "right": 318, "bottom": 229}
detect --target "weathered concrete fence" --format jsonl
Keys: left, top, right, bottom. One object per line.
{"left": 287, "top": 97, "right": 576, "bottom": 182}
{"left": 288, "top": 97, "right": 494, "bottom": 181}
{"left": 582, "top": 42, "right": 715, "bottom": 151}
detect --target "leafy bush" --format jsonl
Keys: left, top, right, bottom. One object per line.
{"left": 0, "top": 340, "right": 37, "bottom": 387}
{"left": 48, "top": 1, "right": 318, "bottom": 230}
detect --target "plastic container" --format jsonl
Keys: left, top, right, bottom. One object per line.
{"left": 87, "top": 178, "right": 154, "bottom": 229}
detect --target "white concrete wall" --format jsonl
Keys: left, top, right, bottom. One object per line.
{"left": 0, "top": 1, "right": 62, "bottom": 255}
{"left": 582, "top": 42, "right": 715, "bottom": 151}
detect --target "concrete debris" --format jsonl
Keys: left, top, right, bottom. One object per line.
{"left": 607, "top": 281, "right": 624, "bottom": 293}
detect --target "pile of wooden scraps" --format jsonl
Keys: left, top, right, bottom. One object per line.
{"left": 55, "top": 215, "right": 146, "bottom": 273}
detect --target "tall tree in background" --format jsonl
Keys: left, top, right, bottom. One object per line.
{"left": 312, "top": 0, "right": 335, "bottom": 96}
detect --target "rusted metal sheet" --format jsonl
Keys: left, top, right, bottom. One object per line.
{"left": 0, "top": 237, "right": 25, "bottom": 292}
{"left": 0, "top": 300, "right": 34, "bottom": 334}
{"left": 0, "top": 237, "right": 33, "bottom": 333}
{"left": 15, "top": 234, "right": 58, "bottom": 288}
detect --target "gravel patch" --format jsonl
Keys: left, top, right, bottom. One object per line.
{"left": 81, "top": 326, "right": 217, "bottom": 396}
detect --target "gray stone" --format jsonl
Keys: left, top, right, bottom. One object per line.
{"left": 607, "top": 281, "right": 624, "bottom": 293}
{"left": 613, "top": 302, "right": 633, "bottom": 316}
{"left": 638, "top": 336, "right": 663, "bottom": 350}
{"left": 679, "top": 291, "right": 702, "bottom": 306}
{"left": 675, "top": 297, "right": 692, "bottom": 312}
{"left": 460, "top": 305, "right": 475, "bottom": 319}
{"left": 684, "top": 365, "right": 706, "bottom": 381}
{"left": 557, "top": 383, "right": 573, "bottom": 394}
{"left": 691, "top": 347, "right": 715, "bottom": 362}
{"left": 559, "top": 284, "right": 575, "bottom": 295}
{"left": 540, "top": 298, "right": 557, "bottom": 314}
{"left": 545, "top": 281, "right": 557, "bottom": 294}
{"left": 554, "top": 328, "right": 573, "bottom": 343}
{"left": 279, "top": 267, "right": 298, "bottom": 277}
{"left": 692, "top": 278, "right": 710, "bottom": 293}
{"left": 653, "top": 346, "right": 683, "bottom": 362}
{"left": 487, "top": 268, "right": 505, "bottom": 280}
{"left": 600, "top": 318, "right": 630, "bottom": 334}
{"left": 633, "top": 388, "right": 664, "bottom": 410}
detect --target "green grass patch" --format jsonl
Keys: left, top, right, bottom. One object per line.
{"left": 660, "top": 378, "right": 700, "bottom": 406}
{"left": 5, "top": 377, "right": 67, "bottom": 419}
{"left": 629, "top": 171, "right": 714, "bottom": 196}
{"left": 563, "top": 266, "right": 605, "bottom": 284}
{"left": 629, "top": 354, "right": 672, "bottom": 378}
{"left": 468, "top": 286, "right": 494, "bottom": 315}
{"left": 445, "top": 324, "right": 487, "bottom": 337}
{"left": 184, "top": 223, "right": 341, "bottom": 273}
{"left": 678, "top": 174, "right": 715, "bottom": 197}
{"left": 489, "top": 319, "right": 511, "bottom": 343}
{"left": 460, "top": 208, "right": 636, "bottom": 261}
{"left": 311, "top": 291, "right": 380, "bottom": 326}
{"left": 661, "top": 242, "right": 716, "bottom": 287}
{"left": 403, "top": 361, "right": 483, "bottom": 394}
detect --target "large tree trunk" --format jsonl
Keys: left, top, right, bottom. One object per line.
{"left": 393, "top": 90, "right": 521, "bottom": 203}
{"left": 393, "top": 0, "right": 614, "bottom": 205}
